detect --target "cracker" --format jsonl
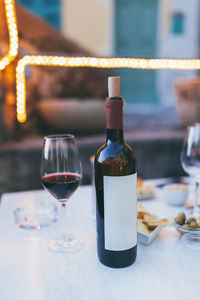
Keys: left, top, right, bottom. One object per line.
{"left": 138, "top": 221, "right": 151, "bottom": 235}
{"left": 143, "top": 213, "right": 157, "bottom": 223}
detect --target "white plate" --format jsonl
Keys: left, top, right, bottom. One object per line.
{"left": 137, "top": 225, "right": 163, "bottom": 245}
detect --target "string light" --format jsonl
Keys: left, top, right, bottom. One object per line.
{"left": 0, "top": 0, "right": 18, "bottom": 70}
{"left": 16, "top": 55, "right": 200, "bottom": 123}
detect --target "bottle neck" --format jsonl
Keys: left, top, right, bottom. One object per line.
{"left": 106, "top": 129, "right": 124, "bottom": 143}
{"left": 105, "top": 97, "right": 124, "bottom": 143}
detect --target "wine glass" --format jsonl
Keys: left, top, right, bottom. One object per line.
{"left": 180, "top": 123, "right": 200, "bottom": 218}
{"left": 41, "top": 134, "right": 83, "bottom": 253}
{"left": 179, "top": 124, "right": 200, "bottom": 252}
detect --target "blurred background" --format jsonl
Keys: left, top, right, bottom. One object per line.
{"left": 0, "top": 0, "right": 200, "bottom": 193}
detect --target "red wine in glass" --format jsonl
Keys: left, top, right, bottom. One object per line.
{"left": 42, "top": 172, "right": 81, "bottom": 204}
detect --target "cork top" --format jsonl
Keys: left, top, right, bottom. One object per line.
{"left": 108, "top": 77, "right": 120, "bottom": 98}
{"left": 106, "top": 77, "right": 123, "bottom": 129}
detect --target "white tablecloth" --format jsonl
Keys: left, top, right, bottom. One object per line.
{"left": 0, "top": 185, "right": 199, "bottom": 300}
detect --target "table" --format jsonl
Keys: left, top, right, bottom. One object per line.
{"left": 0, "top": 184, "right": 199, "bottom": 300}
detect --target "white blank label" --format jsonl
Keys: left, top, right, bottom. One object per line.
{"left": 104, "top": 173, "right": 137, "bottom": 251}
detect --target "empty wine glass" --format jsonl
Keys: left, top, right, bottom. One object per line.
{"left": 180, "top": 123, "right": 200, "bottom": 218}
{"left": 41, "top": 134, "right": 83, "bottom": 253}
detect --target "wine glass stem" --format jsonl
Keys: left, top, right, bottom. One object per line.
{"left": 61, "top": 203, "right": 66, "bottom": 240}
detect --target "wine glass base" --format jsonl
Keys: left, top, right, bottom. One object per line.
{"left": 48, "top": 236, "right": 84, "bottom": 253}
{"left": 181, "top": 233, "right": 200, "bottom": 252}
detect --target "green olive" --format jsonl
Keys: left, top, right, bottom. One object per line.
{"left": 189, "top": 222, "right": 198, "bottom": 228}
{"left": 187, "top": 217, "right": 197, "bottom": 224}
{"left": 175, "top": 212, "right": 186, "bottom": 225}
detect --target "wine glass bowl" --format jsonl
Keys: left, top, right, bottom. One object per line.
{"left": 180, "top": 124, "right": 200, "bottom": 251}
{"left": 41, "top": 134, "right": 83, "bottom": 253}
{"left": 180, "top": 124, "right": 200, "bottom": 218}
{"left": 181, "top": 124, "right": 200, "bottom": 176}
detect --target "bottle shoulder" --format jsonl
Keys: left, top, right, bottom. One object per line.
{"left": 96, "top": 141, "right": 135, "bottom": 159}
{"left": 95, "top": 141, "right": 136, "bottom": 176}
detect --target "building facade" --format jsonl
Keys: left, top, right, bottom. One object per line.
{"left": 61, "top": 0, "right": 199, "bottom": 106}
{"left": 16, "top": 0, "right": 200, "bottom": 106}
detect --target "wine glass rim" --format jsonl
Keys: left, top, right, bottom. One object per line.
{"left": 44, "top": 134, "right": 75, "bottom": 140}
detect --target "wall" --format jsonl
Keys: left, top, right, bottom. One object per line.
{"left": 61, "top": 0, "right": 113, "bottom": 56}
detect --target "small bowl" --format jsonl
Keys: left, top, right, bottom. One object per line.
{"left": 181, "top": 232, "right": 200, "bottom": 252}
{"left": 13, "top": 201, "right": 58, "bottom": 230}
{"left": 163, "top": 183, "right": 188, "bottom": 206}
{"left": 174, "top": 222, "right": 200, "bottom": 235}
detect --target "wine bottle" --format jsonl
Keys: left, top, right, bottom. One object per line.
{"left": 94, "top": 76, "right": 137, "bottom": 268}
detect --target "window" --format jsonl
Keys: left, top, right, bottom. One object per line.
{"left": 171, "top": 12, "right": 184, "bottom": 34}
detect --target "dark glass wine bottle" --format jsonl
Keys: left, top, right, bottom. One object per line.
{"left": 94, "top": 76, "right": 137, "bottom": 268}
